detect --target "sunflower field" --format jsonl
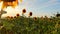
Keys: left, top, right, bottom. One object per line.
{"left": 0, "top": 8, "right": 60, "bottom": 34}
{"left": 0, "top": 14, "right": 60, "bottom": 34}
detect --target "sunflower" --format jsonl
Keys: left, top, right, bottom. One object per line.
{"left": 14, "top": 16, "right": 16, "bottom": 18}
{"left": 22, "top": 9, "right": 26, "bottom": 14}
{"left": 10, "top": 16, "right": 13, "bottom": 19}
{"left": 34, "top": 17, "right": 37, "bottom": 20}
{"left": 6, "top": 16, "right": 11, "bottom": 20}
{"left": 16, "top": 13, "right": 20, "bottom": 17}
{"left": 29, "top": 12, "right": 32, "bottom": 17}
{"left": 6, "top": 16, "right": 10, "bottom": 18}
{"left": 40, "top": 16, "right": 44, "bottom": 20}
{"left": 2, "top": 0, "right": 16, "bottom": 2}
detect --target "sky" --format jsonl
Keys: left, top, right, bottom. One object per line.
{"left": 0, "top": 0, "right": 60, "bottom": 17}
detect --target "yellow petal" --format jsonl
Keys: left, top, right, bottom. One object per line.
{"left": 20, "top": 0, "right": 22, "bottom": 3}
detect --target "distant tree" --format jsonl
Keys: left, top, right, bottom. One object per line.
{"left": 56, "top": 12, "right": 60, "bottom": 17}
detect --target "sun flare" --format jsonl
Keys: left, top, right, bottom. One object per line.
{"left": 0, "top": 0, "right": 23, "bottom": 17}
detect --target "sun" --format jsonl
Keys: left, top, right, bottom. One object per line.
{"left": 0, "top": 0, "right": 23, "bottom": 18}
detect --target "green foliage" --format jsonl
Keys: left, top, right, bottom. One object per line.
{"left": 0, "top": 16, "right": 60, "bottom": 34}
